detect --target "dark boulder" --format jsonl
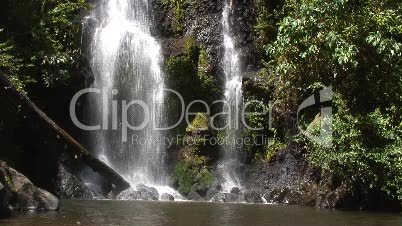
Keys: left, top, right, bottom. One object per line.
{"left": 54, "top": 162, "right": 96, "bottom": 199}
{"left": 136, "top": 184, "right": 159, "bottom": 200}
{"left": 0, "top": 161, "right": 58, "bottom": 211}
{"left": 187, "top": 191, "right": 203, "bottom": 202}
{"left": 0, "top": 182, "right": 12, "bottom": 218}
{"left": 230, "top": 187, "right": 241, "bottom": 194}
{"left": 161, "top": 193, "right": 174, "bottom": 201}
{"left": 205, "top": 186, "right": 219, "bottom": 201}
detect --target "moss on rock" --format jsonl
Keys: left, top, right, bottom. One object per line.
{"left": 186, "top": 113, "right": 209, "bottom": 133}
{"left": 164, "top": 37, "right": 199, "bottom": 99}
{"left": 172, "top": 147, "right": 213, "bottom": 196}
{"left": 160, "top": 0, "right": 189, "bottom": 36}
{"left": 164, "top": 36, "right": 221, "bottom": 104}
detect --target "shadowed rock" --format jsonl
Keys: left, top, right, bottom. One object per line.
{"left": 0, "top": 161, "right": 58, "bottom": 212}
{"left": 54, "top": 163, "right": 96, "bottom": 199}
{"left": 0, "top": 182, "right": 12, "bottom": 218}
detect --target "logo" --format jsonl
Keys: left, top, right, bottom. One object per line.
{"left": 297, "top": 86, "right": 333, "bottom": 148}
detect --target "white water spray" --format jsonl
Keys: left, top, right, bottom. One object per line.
{"left": 87, "top": 0, "right": 168, "bottom": 188}
{"left": 221, "top": 2, "right": 243, "bottom": 192}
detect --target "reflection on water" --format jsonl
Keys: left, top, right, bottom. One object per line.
{"left": 1, "top": 200, "right": 400, "bottom": 226}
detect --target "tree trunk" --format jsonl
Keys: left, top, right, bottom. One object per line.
{"left": 0, "top": 72, "right": 130, "bottom": 195}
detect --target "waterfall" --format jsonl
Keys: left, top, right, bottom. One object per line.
{"left": 221, "top": 2, "right": 243, "bottom": 192}
{"left": 87, "top": 0, "right": 167, "bottom": 186}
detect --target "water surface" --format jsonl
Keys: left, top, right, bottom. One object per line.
{"left": 1, "top": 200, "right": 400, "bottom": 226}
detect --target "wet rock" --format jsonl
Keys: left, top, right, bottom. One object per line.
{"left": 136, "top": 184, "right": 159, "bottom": 200}
{"left": 205, "top": 187, "right": 219, "bottom": 201}
{"left": 136, "top": 188, "right": 159, "bottom": 201}
{"left": 54, "top": 163, "right": 96, "bottom": 199}
{"left": 230, "top": 187, "right": 241, "bottom": 194}
{"left": 151, "top": 0, "right": 224, "bottom": 71}
{"left": 231, "top": 0, "right": 260, "bottom": 70}
{"left": 244, "top": 145, "right": 331, "bottom": 207}
{"left": 210, "top": 193, "right": 226, "bottom": 202}
{"left": 161, "top": 193, "right": 174, "bottom": 201}
{"left": 244, "top": 144, "right": 402, "bottom": 210}
{"left": 226, "top": 192, "right": 243, "bottom": 203}
{"left": 187, "top": 191, "right": 203, "bottom": 202}
{"left": 244, "top": 190, "right": 264, "bottom": 204}
{"left": 210, "top": 192, "right": 244, "bottom": 203}
{"left": 117, "top": 185, "right": 159, "bottom": 201}
{"left": 0, "top": 182, "right": 12, "bottom": 218}
{"left": 116, "top": 188, "right": 140, "bottom": 200}
{"left": 0, "top": 161, "right": 59, "bottom": 211}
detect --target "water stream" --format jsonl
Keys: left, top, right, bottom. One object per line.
{"left": 221, "top": 2, "right": 243, "bottom": 192}
{"left": 86, "top": 0, "right": 244, "bottom": 197}
{"left": 87, "top": 0, "right": 168, "bottom": 188}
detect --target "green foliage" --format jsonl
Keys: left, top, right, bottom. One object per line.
{"left": 253, "top": 0, "right": 284, "bottom": 47}
{"left": 266, "top": 0, "right": 402, "bottom": 110}
{"left": 261, "top": 0, "right": 402, "bottom": 200}
{"left": 243, "top": 98, "right": 270, "bottom": 153}
{"left": 173, "top": 148, "right": 213, "bottom": 195}
{"left": 165, "top": 37, "right": 221, "bottom": 103}
{"left": 0, "top": 0, "right": 89, "bottom": 90}
{"left": 242, "top": 70, "right": 276, "bottom": 162}
{"left": 0, "top": 40, "right": 26, "bottom": 90}
{"left": 165, "top": 37, "right": 199, "bottom": 86}
{"left": 186, "top": 113, "right": 209, "bottom": 132}
{"left": 165, "top": 55, "right": 197, "bottom": 88}
{"left": 305, "top": 102, "right": 402, "bottom": 199}
{"left": 265, "top": 138, "right": 287, "bottom": 162}
{"left": 161, "top": 0, "right": 188, "bottom": 35}
{"left": 197, "top": 48, "right": 221, "bottom": 103}
{"left": 4, "top": 175, "right": 14, "bottom": 192}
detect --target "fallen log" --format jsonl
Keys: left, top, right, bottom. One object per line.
{"left": 0, "top": 72, "right": 130, "bottom": 195}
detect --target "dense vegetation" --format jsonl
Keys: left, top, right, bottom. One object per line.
{"left": 0, "top": 0, "right": 88, "bottom": 90}
{"left": 251, "top": 0, "right": 402, "bottom": 200}
{"left": 0, "top": 0, "right": 88, "bottom": 169}
{"left": 173, "top": 113, "right": 214, "bottom": 195}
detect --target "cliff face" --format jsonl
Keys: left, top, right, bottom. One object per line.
{"left": 148, "top": 0, "right": 402, "bottom": 211}
{"left": 151, "top": 0, "right": 224, "bottom": 69}
{"left": 151, "top": 0, "right": 259, "bottom": 75}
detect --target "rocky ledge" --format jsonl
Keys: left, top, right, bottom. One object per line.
{"left": 244, "top": 144, "right": 402, "bottom": 211}
{"left": 0, "top": 161, "right": 59, "bottom": 218}
{"left": 178, "top": 143, "right": 401, "bottom": 211}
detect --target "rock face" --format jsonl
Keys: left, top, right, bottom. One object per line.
{"left": 244, "top": 144, "right": 401, "bottom": 211}
{"left": 243, "top": 144, "right": 349, "bottom": 208}
{"left": 54, "top": 162, "right": 96, "bottom": 199}
{"left": 152, "top": 0, "right": 224, "bottom": 69}
{"left": 0, "top": 161, "right": 59, "bottom": 213}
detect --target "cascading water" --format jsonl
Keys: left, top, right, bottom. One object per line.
{"left": 87, "top": 0, "right": 168, "bottom": 188}
{"left": 221, "top": 2, "right": 243, "bottom": 192}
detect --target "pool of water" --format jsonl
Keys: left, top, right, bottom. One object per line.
{"left": 1, "top": 200, "right": 400, "bottom": 226}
